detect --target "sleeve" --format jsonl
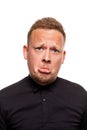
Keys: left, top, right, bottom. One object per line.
{"left": 0, "top": 99, "right": 7, "bottom": 130}
{"left": 81, "top": 108, "right": 87, "bottom": 130}
{"left": 80, "top": 92, "right": 87, "bottom": 130}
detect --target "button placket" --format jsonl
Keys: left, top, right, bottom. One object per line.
{"left": 40, "top": 91, "right": 48, "bottom": 126}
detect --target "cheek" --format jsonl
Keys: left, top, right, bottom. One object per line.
{"left": 28, "top": 53, "right": 41, "bottom": 68}
{"left": 53, "top": 61, "right": 61, "bottom": 69}
{"left": 54, "top": 53, "right": 65, "bottom": 65}
{"left": 51, "top": 57, "right": 63, "bottom": 70}
{"left": 53, "top": 56, "right": 62, "bottom": 64}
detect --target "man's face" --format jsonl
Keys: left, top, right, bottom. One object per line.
{"left": 23, "top": 29, "right": 66, "bottom": 85}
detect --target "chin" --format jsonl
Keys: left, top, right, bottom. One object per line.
{"left": 30, "top": 72, "right": 57, "bottom": 85}
{"left": 36, "top": 76, "right": 56, "bottom": 86}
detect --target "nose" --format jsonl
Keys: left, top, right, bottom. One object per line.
{"left": 42, "top": 49, "right": 51, "bottom": 63}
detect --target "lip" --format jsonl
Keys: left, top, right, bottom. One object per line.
{"left": 38, "top": 68, "right": 51, "bottom": 74}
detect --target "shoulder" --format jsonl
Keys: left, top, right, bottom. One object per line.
{"left": 0, "top": 76, "right": 32, "bottom": 111}
{"left": 0, "top": 76, "right": 31, "bottom": 98}
{"left": 57, "top": 77, "right": 86, "bottom": 91}
{"left": 55, "top": 77, "right": 87, "bottom": 100}
{"left": 55, "top": 77, "right": 87, "bottom": 108}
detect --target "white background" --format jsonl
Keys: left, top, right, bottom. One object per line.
{"left": 0, "top": 0, "right": 87, "bottom": 90}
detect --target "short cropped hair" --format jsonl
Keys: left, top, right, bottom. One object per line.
{"left": 27, "top": 17, "right": 66, "bottom": 45}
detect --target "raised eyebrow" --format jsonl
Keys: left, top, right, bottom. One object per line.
{"left": 34, "top": 43, "right": 45, "bottom": 47}
{"left": 32, "top": 44, "right": 43, "bottom": 49}
{"left": 50, "top": 46, "right": 61, "bottom": 51}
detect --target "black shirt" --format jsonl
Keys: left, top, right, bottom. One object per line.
{"left": 0, "top": 76, "right": 87, "bottom": 130}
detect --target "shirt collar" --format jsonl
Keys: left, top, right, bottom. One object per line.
{"left": 28, "top": 75, "right": 58, "bottom": 93}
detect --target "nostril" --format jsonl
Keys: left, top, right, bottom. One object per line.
{"left": 42, "top": 58, "right": 51, "bottom": 63}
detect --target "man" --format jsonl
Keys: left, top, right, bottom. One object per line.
{"left": 0, "top": 17, "right": 87, "bottom": 130}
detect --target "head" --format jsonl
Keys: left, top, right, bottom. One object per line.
{"left": 23, "top": 17, "right": 66, "bottom": 86}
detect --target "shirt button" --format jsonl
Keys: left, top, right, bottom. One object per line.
{"left": 43, "top": 98, "right": 46, "bottom": 102}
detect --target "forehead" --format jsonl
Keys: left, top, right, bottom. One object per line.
{"left": 30, "top": 29, "right": 64, "bottom": 43}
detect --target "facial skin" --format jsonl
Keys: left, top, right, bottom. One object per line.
{"left": 23, "top": 29, "right": 66, "bottom": 86}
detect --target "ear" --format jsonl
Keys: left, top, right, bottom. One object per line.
{"left": 23, "top": 45, "right": 28, "bottom": 60}
{"left": 62, "top": 50, "right": 66, "bottom": 64}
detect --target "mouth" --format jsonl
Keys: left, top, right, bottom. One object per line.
{"left": 38, "top": 68, "right": 51, "bottom": 74}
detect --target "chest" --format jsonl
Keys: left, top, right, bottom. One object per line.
{"left": 5, "top": 91, "right": 83, "bottom": 130}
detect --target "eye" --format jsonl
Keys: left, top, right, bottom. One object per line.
{"left": 52, "top": 49, "right": 61, "bottom": 54}
{"left": 37, "top": 47, "right": 42, "bottom": 50}
{"left": 35, "top": 47, "right": 43, "bottom": 51}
